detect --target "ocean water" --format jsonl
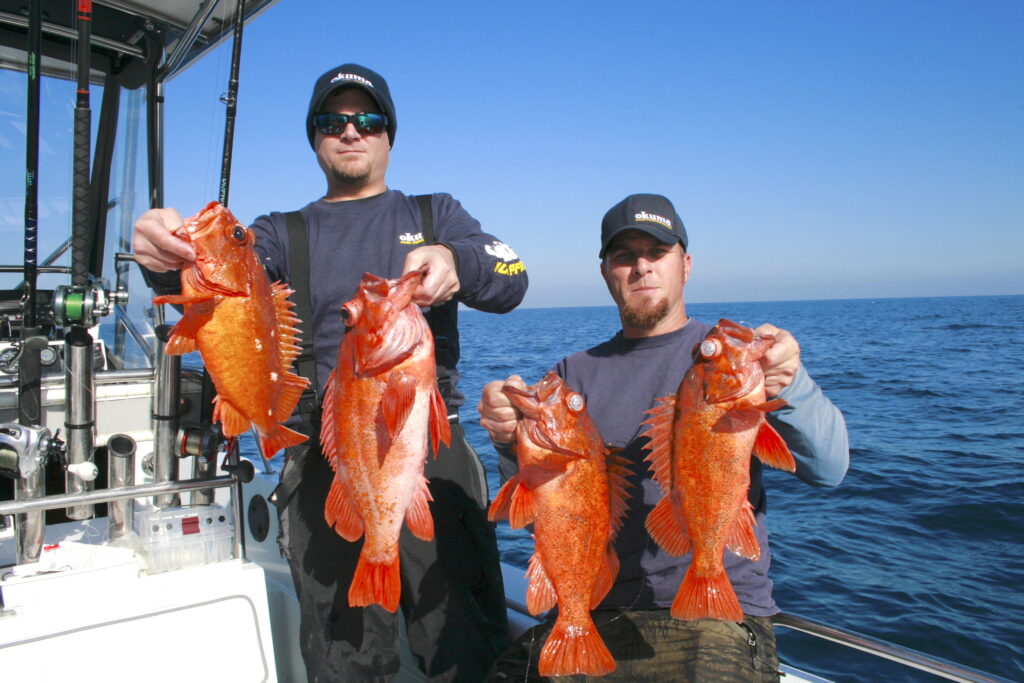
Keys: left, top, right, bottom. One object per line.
{"left": 451, "top": 295, "right": 1024, "bottom": 682}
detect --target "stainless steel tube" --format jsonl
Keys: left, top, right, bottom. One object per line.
{"left": 106, "top": 433, "right": 136, "bottom": 542}
{"left": 15, "top": 463, "right": 45, "bottom": 564}
{"left": 152, "top": 324, "right": 180, "bottom": 508}
{"left": 64, "top": 326, "right": 95, "bottom": 519}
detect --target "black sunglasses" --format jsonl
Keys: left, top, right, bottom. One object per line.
{"left": 313, "top": 112, "right": 388, "bottom": 136}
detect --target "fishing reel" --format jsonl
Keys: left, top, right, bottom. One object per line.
{"left": 0, "top": 423, "right": 69, "bottom": 480}
{"left": 52, "top": 278, "right": 128, "bottom": 328}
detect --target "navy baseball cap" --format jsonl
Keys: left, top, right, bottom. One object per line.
{"left": 599, "top": 193, "right": 688, "bottom": 258}
{"left": 306, "top": 63, "right": 397, "bottom": 148}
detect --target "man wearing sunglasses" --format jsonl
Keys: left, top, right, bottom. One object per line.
{"left": 133, "top": 63, "right": 526, "bottom": 682}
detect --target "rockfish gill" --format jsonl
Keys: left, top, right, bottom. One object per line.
{"left": 489, "top": 371, "right": 630, "bottom": 677}
{"left": 642, "top": 318, "right": 795, "bottom": 622}
{"left": 153, "top": 201, "right": 309, "bottom": 459}
{"left": 320, "top": 269, "right": 451, "bottom": 612}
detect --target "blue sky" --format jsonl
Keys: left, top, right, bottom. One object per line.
{"left": 5, "top": 1, "right": 1023, "bottom": 308}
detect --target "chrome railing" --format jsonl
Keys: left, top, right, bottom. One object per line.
{"left": 773, "top": 612, "right": 1014, "bottom": 683}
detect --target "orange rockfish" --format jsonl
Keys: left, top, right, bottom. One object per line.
{"left": 489, "top": 371, "right": 630, "bottom": 677}
{"left": 642, "top": 319, "right": 795, "bottom": 622}
{"left": 320, "top": 269, "right": 451, "bottom": 612}
{"left": 153, "top": 201, "right": 309, "bottom": 459}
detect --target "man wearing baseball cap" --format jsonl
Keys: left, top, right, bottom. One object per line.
{"left": 133, "top": 63, "right": 525, "bottom": 681}
{"left": 479, "top": 193, "right": 848, "bottom": 679}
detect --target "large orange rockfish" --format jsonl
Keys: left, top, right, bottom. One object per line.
{"left": 642, "top": 319, "right": 796, "bottom": 622}
{"left": 153, "top": 201, "right": 309, "bottom": 459}
{"left": 489, "top": 371, "right": 630, "bottom": 677}
{"left": 320, "top": 269, "right": 451, "bottom": 612}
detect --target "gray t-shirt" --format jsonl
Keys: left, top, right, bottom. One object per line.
{"left": 499, "top": 318, "right": 849, "bottom": 615}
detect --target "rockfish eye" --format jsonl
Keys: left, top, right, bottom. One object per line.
{"left": 565, "top": 392, "right": 585, "bottom": 413}
{"left": 231, "top": 225, "right": 246, "bottom": 243}
{"left": 699, "top": 338, "right": 722, "bottom": 359}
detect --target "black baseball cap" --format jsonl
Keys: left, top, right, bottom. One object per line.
{"left": 599, "top": 193, "right": 688, "bottom": 258}
{"left": 306, "top": 63, "right": 397, "bottom": 148}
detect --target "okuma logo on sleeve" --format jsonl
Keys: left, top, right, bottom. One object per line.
{"left": 486, "top": 241, "right": 525, "bottom": 276}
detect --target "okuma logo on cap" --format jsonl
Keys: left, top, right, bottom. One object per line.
{"left": 634, "top": 211, "right": 673, "bottom": 231}
{"left": 330, "top": 72, "right": 373, "bottom": 89}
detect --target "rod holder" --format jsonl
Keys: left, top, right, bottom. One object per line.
{"left": 152, "top": 325, "right": 181, "bottom": 508}
{"left": 63, "top": 326, "right": 95, "bottom": 520}
{"left": 107, "top": 433, "right": 136, "bottom": 542}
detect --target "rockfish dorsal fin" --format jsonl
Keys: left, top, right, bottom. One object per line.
{"left": 605, "top": 449, "right": 633, "bottom": 539}
{"left": 320, "top": 368, "right": 340, "bottom": 466}
{"left": 641, "top": 394, "right": 677, "bottom": 496}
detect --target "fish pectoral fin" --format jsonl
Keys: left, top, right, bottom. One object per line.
{"left": 213, "top": 395, "right": 250, "bottom": 437}
{"left": 525, "top": 550, "right": 557, "bottom": 615}
{"left": 645, "top": 495, "right": 691, "bottom": 556}
{"left": 324, "top": 475, "right": 364, "bottom": 542}
{"left": 725, "top": 501, "right": 761, "bottom": 561}
{"left": 405, "top": 476, "right": 435, "bottom": 541}
{"left": 381, "top": 372, "right": 416, "bottom": 440}
{"left": 641, "top": 395, "right": 676, "bottom": 495}
{"left": 152, "top": 292, "right": 215, "bottom": 306}
{"left": 488, "top": 475, "right": 517, "bottom": 522}
{"left": 752, "top": 397, "right": 787, "bottom": 412}
{"left": 753, "top": 420, "right": 796, "bottom": 472}
{"left": 158, "top": 298, "right": 216, "bottom": 355}
{"left": 590, "top": 544, "right": 620, "bottom": 609}
{"left": 490, "top": 474, "right": 537, "bottom": 529}
{"left": 428, "top": 384, "right": 451, "bottom": 456}
{"left": 508, "top": 480, "right": 537, "bottom": 529}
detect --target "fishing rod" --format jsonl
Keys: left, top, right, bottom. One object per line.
{"left": 193, "top": 0, "right": 253, "bottom": 510}
{"left": 62, "top": 0, "right": 97, "bottom": 521}
{"left": 13, "top": 0, "right": 46, "bottom": 565}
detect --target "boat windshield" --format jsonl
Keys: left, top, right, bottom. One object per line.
{"left": 1, "top": 68, "right": 156, "bottom": 369}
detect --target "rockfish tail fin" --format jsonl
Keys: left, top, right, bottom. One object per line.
{"left": 429, "top": 384, "right": 451, "bottom": 455}
{"left": 257, "top": 423, "right": 307, "bottom": 461}
{"left": 645, "top": 494, "right": 691, "bottom": 556}
{"left": 525, "top": 550, "right": 557, "bottom": 615}
{"left": 539, "top": 616, "right": 615, "bottom": 677}
{"left": 753, "top": 419, "right": 796, "bottom": 472}
{"left": 405, "top": 476, "right": 435, "bottom": 541}
{"left": 324, "top": 475, "right": 364, "bottom": 542}
{"left": 672, "top": 568, "right": 744, "bottom": 622}
{"left": 641, "top": 395, "right": 677, "bottom": 495}
{"left": 349, "top": 552, "right": 401, "bottom": 612}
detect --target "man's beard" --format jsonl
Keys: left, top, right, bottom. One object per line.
{"left": 621, "top": 296, "right": 669, "bottom": 330}
{"left": 329, "top": 165, "right": 370, "bottom": 186}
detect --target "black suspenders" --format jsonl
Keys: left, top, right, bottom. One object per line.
{"left": 283, "top": 195, "right": 455, "bottom": 419}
